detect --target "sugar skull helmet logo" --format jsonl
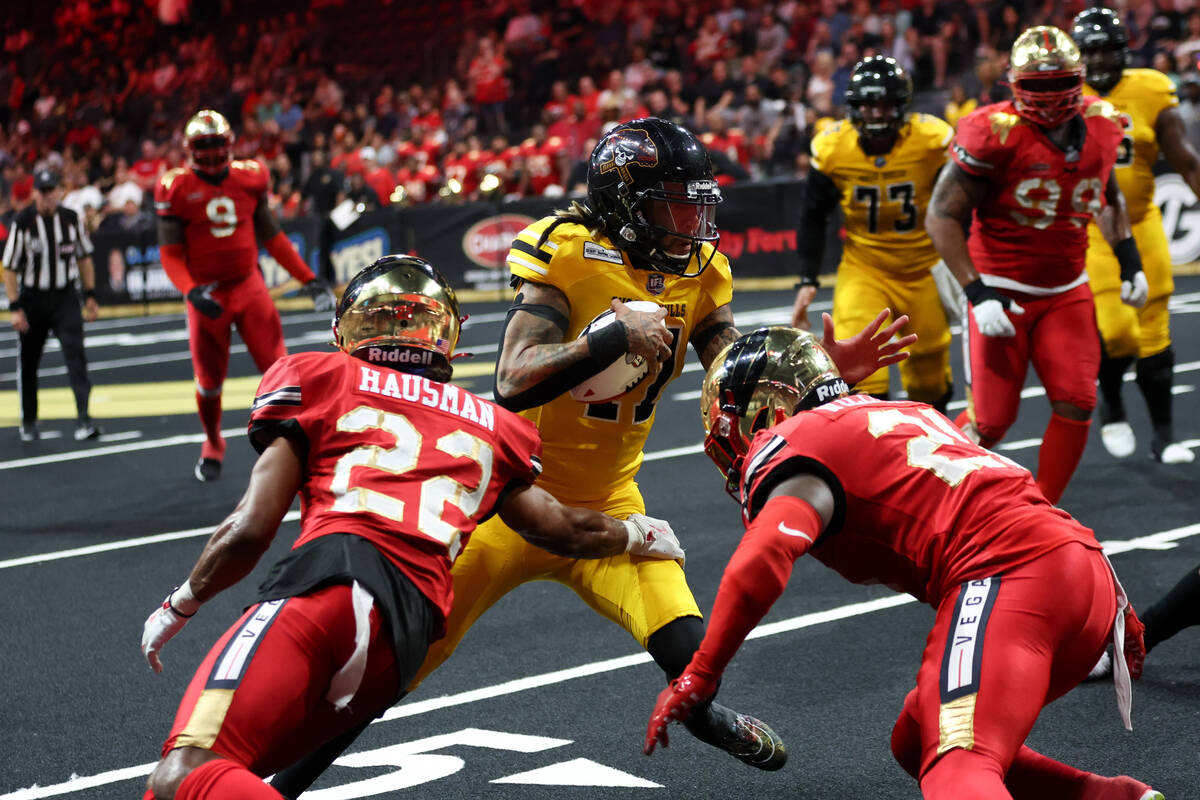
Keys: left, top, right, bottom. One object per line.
{"left": 597, "top": 129, "right": 659, "bottom": 185}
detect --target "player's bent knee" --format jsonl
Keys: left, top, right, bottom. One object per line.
{"left": 1050, "top": 399, "right": 1093, "bottom": 420}
{"left": 919, "top": 748, "right": 1007, "bottom": 800}
{"left": 889, "top": 698, "right": 922, "bottom": 779}
{"left": 147, "top": 747, "right": 222, "bottom": 800}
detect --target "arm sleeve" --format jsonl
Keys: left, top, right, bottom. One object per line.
{"left": 159, "top": 243, "right": 194, "bottom": 295}
{"left": 797, "top": 167, "right": 839, "bottom": 283}
{"left": 687, "top": 495, "right": 822, "bottom": 681}
{"left": 264, "top": 230, "right": 317, "bottom": 284}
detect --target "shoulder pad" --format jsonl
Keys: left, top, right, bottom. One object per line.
{"left": 159, "top": 168, "right": 187, "bottom": 193}
{"left": 1083, "top": 97, "right": 1123, "bottom": 127}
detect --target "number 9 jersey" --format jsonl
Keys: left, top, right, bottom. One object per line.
{"left": 154, "top": 159, "right": 270, "bottom": 285}
{"left": 949, "top": 96, "right": 1124, "bottom": 292}
{"left": 249, "top": 350, "right": 544, "bottom": 629}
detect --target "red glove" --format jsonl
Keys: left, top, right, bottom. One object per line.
{"left": 643, "top": 671, "right": 718, "bottom": 755}
{"left": 1122, "top": 603, "right": 1146, "bottom": 680}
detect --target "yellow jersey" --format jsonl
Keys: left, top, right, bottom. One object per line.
{"left": 1083, "top": 68, "right": 1179, "bottom": 223}
{"left": 810, "top": 113, "right": 952, "bottom": 276}
{"left": 506, "top": 216, "right": 733, "bottom": 505}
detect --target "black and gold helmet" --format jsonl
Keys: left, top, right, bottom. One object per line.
{"left": 333, "top": 255, "right": 461, "bottom": 383}
{"left": 1070, "top": 7, "right": 1130, "bottom": 95}
{"left": 700, "top": 327, "right": 848, "bottom": 494}
{"left": 184, "top": 109, "right": 233, "bottom": 173}
{"left": 845, "top": 56, "right": 913, "bottom": 146}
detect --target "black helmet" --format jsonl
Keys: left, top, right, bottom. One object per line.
{"left": 333, "top": 255, "right": 461, "bottom": 383}
{"left": 1070, "top": 7, "right": 1129, "bottom": 94}
{"left": 586, "top": 117, "right": 722, "bottom": 277}
{"left": 845, "top": 56, "right": 913, "bottom": 146}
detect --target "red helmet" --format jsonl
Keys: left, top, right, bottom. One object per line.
{"left": 1008, "top": 26, "right": 1084, "bottom": 128}
{"left": 184, "top": 109, "right": 233, "bottom": 173}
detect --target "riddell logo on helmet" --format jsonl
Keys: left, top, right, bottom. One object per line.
{"left": 598, "top": 129, "right": 659, "bottom": 184}
{"left": 367, "top": 347, "right": 433, "bottom": 365}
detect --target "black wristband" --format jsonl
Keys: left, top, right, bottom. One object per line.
{"left": 7, "top": 299, "right": 21, "bottom": 312}
{"left": 962, "top": 278, "right": 990, "bottom": 306}
{"left": 1113, "top": 237, "right": 1142, "bottom": 282}
{"left": 83, "top": 288, "right": 96, "bottom": 301}
{"left": 794, "top": 275, "right": 820, "bottom": 290}
{"left": 586, "top": 319, "right": 629, "bottom": 369}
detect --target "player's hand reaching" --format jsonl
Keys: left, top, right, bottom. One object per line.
{"left": 644, "top": 671, "right": 719, "bottom": 755}
{"left": 790, "top": 284, "right": 818, "bottom": 331}
{"left": 624, "top": 513, "right": 685, "bottom": 564}
{"left": 141, "top": 583, "right": 201, "bottom": 673}
{"left": 186, "top": 283, "right": 224, "bottom": 319}
{"left": 1120, "top": 270, "right": 1148, "bottom": 309}
{"left": 820, "top": 309, "right": 916, "bottom": 386}
{"left": 964, "top": 279, "right": 1023, "bottom": 337}
{"left": 612, "top": 299, "right": 672, "bottom": 379}
{"left": 305, "top": 276, "right": 338, "bottom": 313}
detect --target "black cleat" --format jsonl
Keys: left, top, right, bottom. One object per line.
{"left": 684, "top": 701, "right": 787, "bottom": 771}
{"left": 194, "top": 457, "right": 222, "bottom": 482}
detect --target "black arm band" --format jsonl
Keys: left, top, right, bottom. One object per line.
{"left": 7, "top": 299, "right": 21, "bottom": 312}
{"left": 492, "top": 318, "right": 630, "bottom": 413}
{"left": 585, "top": 318, "right": 629, "bottom": 369}
{"left": 507, "top": 302, "right": 569, "bottom": 333}
{"left": 794, "top": 276, "right": 820, "bottom": 290}
{"left": 1113, "top": 237, "right": 1142, "bottom": 281}
{"left": 691, "top": 320, "right": 734, "bottom": 355}
{"left": 83, "top": 288, "right": 96, "bottom": 301}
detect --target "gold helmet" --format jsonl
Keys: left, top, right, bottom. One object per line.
{"left": 333, "top": 255, "right": 462, "bottom": 383}
{"left": 700, "top": 327, "right": 848, "bottom": 495}
{"left": 184, "top": 109, "right": 234, "bottom": 172}
{"left": 1008, "top": 26, "right": 1084, "bottom": 128}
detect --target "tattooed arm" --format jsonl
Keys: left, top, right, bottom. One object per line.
{"left": 924, "top": 161, "right": 989, "bottom": 289}
{"left": 494, "top": 280, "right": 673, "bottom": 411}
{"left": 693, "top": 304, "right": 740, "bottom": 370}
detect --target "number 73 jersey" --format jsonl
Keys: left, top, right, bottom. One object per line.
{"left": 950, "top": 97, "right": 1124, "bottom": 291}
{"left": 249, "top": 350, "right": 544, "bottom": 626}
{"left": 738, "top": 395, "right": 1100, "bottom": 604}
{"left": 810, "top": 113, "right": 952, "bottom": 276}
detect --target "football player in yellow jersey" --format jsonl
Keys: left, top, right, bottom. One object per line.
{"left": 268, "top": 118, "right": 915, "bottom": 796}
{"left": 791, "top": 56, "right": 956, "bottom": 414}
{"left": 1073, "top": 8, "right": 1200, "bottom": 464}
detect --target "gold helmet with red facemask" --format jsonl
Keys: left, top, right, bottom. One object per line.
{"left": 1008, "top": 26, "right": 1085, "bottom": 129}
{"left": 700, "top": 327, "right": 848, "bottom": 497}
{"left": 184, "top": 109, "right": 234, "bottom": 173}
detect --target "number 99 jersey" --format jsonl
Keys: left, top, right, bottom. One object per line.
{"left": 249, "top": 350, "right": 544, "bottom": 627}
{"left": 738, "top": 394, "right": 1100, "bottom": 604}
{"left": 811, "top": 113, "right": 952, "bottom": 276}
{"left": 507, "top": 216, "right": 732, "bottom": 507}
{"left": 154, "top": 159, "right": 269, "bottom": 285}
{"left": 949, "top": 97, "right": 1124, "bottom": 291}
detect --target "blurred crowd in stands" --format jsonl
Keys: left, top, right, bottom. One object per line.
{"left": 1, "top": 0, "right": 1199, "bottom": 237}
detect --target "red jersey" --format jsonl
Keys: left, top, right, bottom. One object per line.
{"left": 250, "top": 350, "right": 543, "bottom": 629}
{"left": 740, "top": 394, "right": 1100, "bottom": 603}
{"left": 154, "top": 160, "right": 270, "bottom": 285}
{"left": 950, "top": 97, "right": 1124, "bottom": 292}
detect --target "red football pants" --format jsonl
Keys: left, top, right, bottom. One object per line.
{"left": 892, "top": 541, "right": 1116, "bottom": 799}
{"left": 159, "top": 584, "right": 401, "bottom": 777}
{"left": 189, "top": 270, "right": 286, "bottom": 393}
{"left": 963, "top": 283, "right": 1100, "bottom": 444}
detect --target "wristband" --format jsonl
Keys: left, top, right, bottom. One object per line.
{"left": 1113, "top": 237, "right": 1142, "bottom": 281}
{"left": 793, "top": 275, "right": 820, "bottom": 290}
{"left": 586, "top": 318, "right": 629, "bottom": 369}
{"left": 83, "top": 288, "right": 96, "bottom": 301}
{"left": 169, "top": 580, "right": 201, "bottom": 617}
{"left": 7, "top": 299, "right": 21, "bottom": 312}
{"left": 963, "top": 278, "right": 991, "bottom": 306}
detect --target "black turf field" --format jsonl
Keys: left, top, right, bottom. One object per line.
{"left": 2, "top": 279, "right": 1198, "bottom": 800}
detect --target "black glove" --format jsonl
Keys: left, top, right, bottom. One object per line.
{"left": 186, "top": 283, "right": 223, "bottom": 319}
{"left": 305, "top": 277, "right": 338, "bottom": 313}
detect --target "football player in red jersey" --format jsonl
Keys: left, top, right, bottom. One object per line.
{"left": 645, "top": 327, "right": 1161, "bottom": 800}
{"left": 924, "top": 27, "right": 1148, "bottom": 505}
{"left": 155, "top": 109, "right": 337, "bottom": 483}
{"left": 138, "top": 256, "right": 684, "bottom": 800}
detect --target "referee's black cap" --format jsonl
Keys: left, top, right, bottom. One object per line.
{"left": 33, "top": 168, "right": 61, "bottom": 190}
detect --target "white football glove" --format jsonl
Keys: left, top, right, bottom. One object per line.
{"left": 624, "top": 513, "right": 685, "bottom": 564}
{"left": 1120, "top": 270, "right": 1148, "bottom": 308}
{"left": 971, "top": 298, "right": 1023, "bottom": 337}
{"left": 141, "top": 582, "right": 201, "bottom": 674}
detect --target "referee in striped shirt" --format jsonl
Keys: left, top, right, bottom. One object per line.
{"left": 3, "top": 168, "right": 101, "bottom": 442}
